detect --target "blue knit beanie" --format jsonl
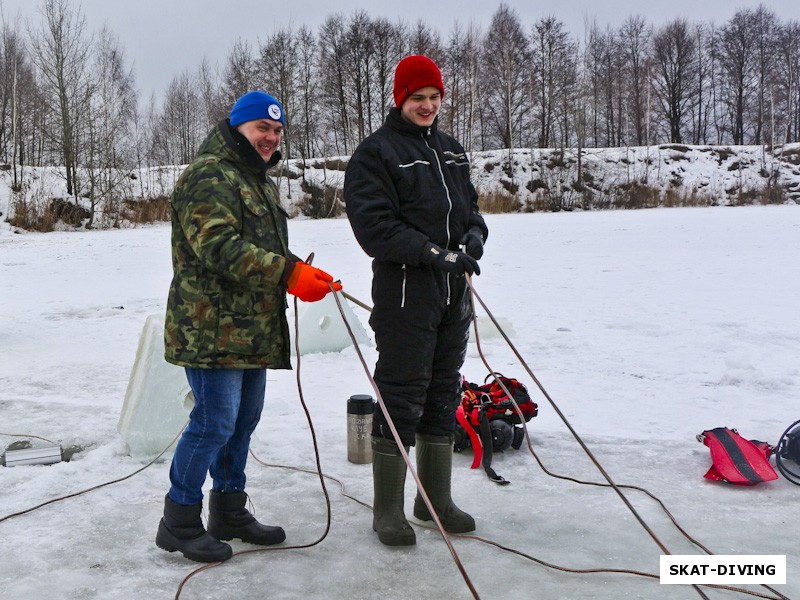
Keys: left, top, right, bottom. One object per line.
{"left": 229, "top": 91, "right": 285, "bottom": 126}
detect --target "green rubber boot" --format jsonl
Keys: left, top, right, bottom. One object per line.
{"left": 372, "top": 436, "right": 416, "bottom": 546}
{"left": 413, "top": 433, "right": 476, "bottom": 533}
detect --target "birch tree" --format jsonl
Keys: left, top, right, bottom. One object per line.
{"left": 318, "top": 14, "right": 352, "bottom": 154}
{"left": 29, "top": 0, "right": 92, "bottom": 197}
{"left": 619, "top": 15, "right": 651, "bottom": 146}
{"left": 294, "top": 25, "right": 319, "bottom": 161}
{"left": 443, "top": 21, "right": 483, "bottom": 150}
{"left": 531, "top": 16, "right": 574, "bottom": 148}
{"left": 777, "top": 21, "right": 800, "bottom": 143}
{"left": 260, "top": 27, "right": 298, "bottom": 159}
{"left": 482, "top": 3, "right": 530, "bottom": 156}
{"left": 84, "top": 26, "right": 137, "bottom": 227}
{"left": 750, "top": 6, "right": 780, "bottom": 145}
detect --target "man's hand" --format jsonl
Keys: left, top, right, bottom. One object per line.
{"left": 421, "top": 242, "right": 480, "bottom": 276}
{"left": 459, "top": 227, "right": 484, "bottom": 260}
{"left": 285, "top": 261, "right": 342, "bottom": 302}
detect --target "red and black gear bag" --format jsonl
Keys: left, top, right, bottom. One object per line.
{"left": 455, "top": 374, "right": 538, "bottom": 485}
{"left": 460, "top": 374, "right": 538, "bottom": 427}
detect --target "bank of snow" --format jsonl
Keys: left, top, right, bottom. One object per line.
{"left": 1, "top": 143, "right": 799, "bottom": 229}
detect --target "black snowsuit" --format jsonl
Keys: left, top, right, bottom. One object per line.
{"left": 344, "top": 108, "right": 488, "bottom": 447}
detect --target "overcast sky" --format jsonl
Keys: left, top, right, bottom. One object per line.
{"left": 1, "top": 0, "right": 798, "bottom": 100}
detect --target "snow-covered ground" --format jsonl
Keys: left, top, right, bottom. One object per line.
{"left": 0, "top": 206, "right": 798, "bottom": 599}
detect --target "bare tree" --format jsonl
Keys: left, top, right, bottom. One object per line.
{"left": 84, "top": 25, "right": 137, "bottom": 227}
{"left": 582, "top": 20, "right": 611, "bottom": 146}
{"left": 687, "top": 23, "right": 713, "bottom": 145}
{"left": 0, "top": 21, "right": 22, "bottom": 162}
{"left": 707, "top": 22, "right": 728, "bottom": 144}
{"left": 581, "top": 22, "right": 625, "bottom": 147}
{"left": 531, "top": 16, "right": 575, "bottom": 148}
{"left": 370, "top": 17, "right": 403, "bottom": 132}
{"left": 605, "top": 27, "right": 626, "bottom": 146}
{"left": 715, "top": 9, "right": 755, "bottom": 144}
{"left": 196, "top": 58, "right": 225, "bottom": 129}
{"left": 294, "top": 25, "right": 319, "bottom": 161}
{"left": 221, "top": 39, "right": 261, "bottom": 104}
{"left": 652, "top": 19, "right": 698, "bottom": 143}
{"left": 129, "top": 91, "right": 156, "bottom": 198}
{"left": 557, "top": 37, "right": 579, "bottom": 150}
{"left": 750, "top": 5, "right": 780, "bottom": 145}
{"left": 153, "top": 71, "right": 204, "bottom": 165}
{"left": 0, "top": 18, "right": 39, "bottom": 187}
{"left": 443, "top": 21, "right": 483, "bottom": 150}
{"left": 344, "top": 11, "right": 373, "bottom": 144}
{"left": 28, "top": 0, "right": 92, "bottom": 197}
{"left": 574, "top": 38, "right": 589, "bottom": 186}
{"left": 318, "top": 13, "right": 352, "bottom": 154}
{"left": 482, "top": 3, "right": 530, "bottom": 158}
{"left": 776, "top": 21, "right": 800, "bottom": 143}
{"left": 260, "top": 27, "right": 298, "bottom": 160}
{"left": 619, "top": 15, "right": 651, "bottom": 146}
{"left": 407, "top": 19, "right": 443, "bottom": 62}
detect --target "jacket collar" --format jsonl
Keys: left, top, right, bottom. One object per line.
{"left": 386, "top": 107, "right": 439, "bottom": 137}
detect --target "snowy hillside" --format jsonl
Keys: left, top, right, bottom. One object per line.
{"left": 1, "top": 143, "right": 799, "bottom": 230}
{"left": 282, "top": 143, "right": 800, "bottom": 215}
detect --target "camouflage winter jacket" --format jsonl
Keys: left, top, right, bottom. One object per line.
{"left": 164, "top": 119, "right": 292, "bottom": 369}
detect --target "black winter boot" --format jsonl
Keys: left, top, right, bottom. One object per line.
{"left": 207, "top": 491, "right": 286, "bottom": 546}
{"left": 155, "top": 495, "right": 233, "bottom": 562}
{"left": 372, "top": 436, "right": 416, "bottom": 546}
{"left": 413, "top": 433, "right": 476, "bottom": 533}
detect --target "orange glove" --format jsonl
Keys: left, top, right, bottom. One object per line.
{"left": 286, "top": 261, "right": 342, "bottom": 302}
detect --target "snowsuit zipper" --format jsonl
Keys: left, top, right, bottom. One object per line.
{"left": 401, "top": 264, "right": 407, "bottom": 308}
{"left": 424, "top": 130, "right": 453, "bottom": 305}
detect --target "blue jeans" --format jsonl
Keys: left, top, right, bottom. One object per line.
{"left": 168, "top": 368, "right": 266, "bottom": 506}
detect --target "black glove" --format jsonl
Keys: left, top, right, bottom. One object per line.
{"left": 459, "top": 227, "right": 485, "bottom": 260}
{"left": 420, "top": 242, "right": 480, "bottom": 276}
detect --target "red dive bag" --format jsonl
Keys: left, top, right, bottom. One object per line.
{"left": 455, "top": 374, "right": 538, "bottom": 485}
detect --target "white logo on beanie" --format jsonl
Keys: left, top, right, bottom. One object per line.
{"left": 268, "top": 104, "right": 282, "bottom": 121}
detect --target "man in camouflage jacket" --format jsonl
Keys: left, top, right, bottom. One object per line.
{"left": 164, "top": 109, "right": 291, "bottom": 369}
{"left": 156, "top": 91, "right": 340, "bottom": 563}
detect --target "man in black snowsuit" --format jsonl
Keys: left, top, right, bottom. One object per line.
{"left": 344, "top": 55, "right": 488, "bottom": 546}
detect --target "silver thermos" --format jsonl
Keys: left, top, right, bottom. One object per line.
{"left": 347, "top": 394, "right": 374, "bottom": 464}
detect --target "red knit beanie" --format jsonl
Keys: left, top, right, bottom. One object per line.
{"left": 392, "top": 55, "right": 445, "bottom": 108}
